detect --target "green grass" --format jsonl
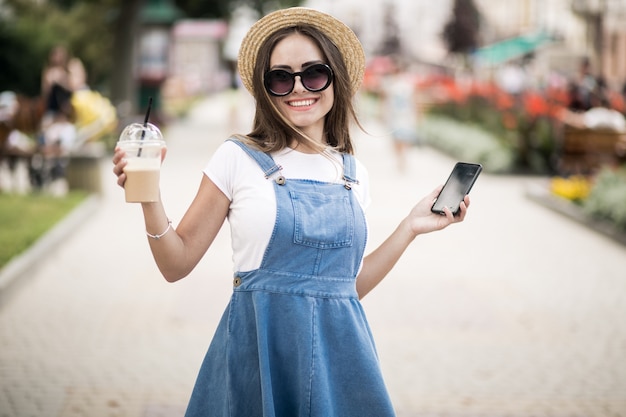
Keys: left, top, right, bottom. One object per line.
{"left": 0, "top": 191, "right": 88, "bottom": 268}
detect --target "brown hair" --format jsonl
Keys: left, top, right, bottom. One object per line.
{"left": 244, "top": 25, "right": 361, "bottom": 154}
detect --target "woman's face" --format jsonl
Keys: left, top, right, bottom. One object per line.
{"left": 50, "top": 47, "right": 68, "bottom": 66}
{"left": 268, "top": 33, "right": 334, "bottom": 143}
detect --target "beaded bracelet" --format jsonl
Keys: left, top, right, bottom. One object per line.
{"left": 146, "top": 219, "right": 172, "bottom": 240}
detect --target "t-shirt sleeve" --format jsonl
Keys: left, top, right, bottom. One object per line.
{"left": 203, "top": 140, "right": 242, "bottom": 201}
{"left": 354, "top": 157, "right": 372, "bottom": 211}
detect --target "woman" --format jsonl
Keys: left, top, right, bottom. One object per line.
{"left": 112, "top": 7, "right": 470, "bottom": 416}
{"left": 41, "top": 45, "right": 85, "bottom": 126}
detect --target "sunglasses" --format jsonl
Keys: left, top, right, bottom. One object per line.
{"left": 264, "top": 63, "right": 334, "bottom": 97}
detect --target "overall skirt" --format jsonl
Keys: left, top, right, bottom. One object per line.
{"left": 185, "top": 139, "right": 396, "bottom": 417}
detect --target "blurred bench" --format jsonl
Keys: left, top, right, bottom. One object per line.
{"left": 65, "top": 142, "right": 105, "bottom": 194}
{"left": 557, "top": 127, "right": 625, "bottom": 175}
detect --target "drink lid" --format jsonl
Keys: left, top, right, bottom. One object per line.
{"left": 117, "top": 122, "right": 164, "bottom": 145}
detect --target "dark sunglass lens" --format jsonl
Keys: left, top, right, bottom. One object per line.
{"left": 267, "top": 70, "right": 294, "bottom": 95}
{"left": 302, "top": 65, "right": 331, "bottom": 91}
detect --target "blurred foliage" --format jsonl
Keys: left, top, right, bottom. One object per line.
{"left": 583, "top": 167, "right": 626, "bottom": 230}
{"left": 0, "top": 20, "right": 44, "bottom": 96}
{"left": 420, "top": 115, "right": 516, "bottom": 173}
{"left": 426, "top": 78, "right": 565, "bottom": 174}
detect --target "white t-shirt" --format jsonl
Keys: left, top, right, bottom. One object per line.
{"left": 204, "top": 140, "right": 371, "bottom": 273}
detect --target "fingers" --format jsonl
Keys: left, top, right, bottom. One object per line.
{"left": 116, "top": 172, "right": 127, "bottom": 187}
{"left": 441, "top": 195, "right": 471, "bottom": 222}
{"left": 112, "top": 148, "right": 127, "bottom": 187}
{"left": 455, "top": 196, "right": 471, "bottom": 221}
{"left": 111, "top": 147, "right": 124, "bottom": 166}
{"left": 441, "top": 206, "right": 455, "bottom": 221}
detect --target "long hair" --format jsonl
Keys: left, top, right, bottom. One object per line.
{"left": 244, "top": 25, "right": 361, "bottom": 155}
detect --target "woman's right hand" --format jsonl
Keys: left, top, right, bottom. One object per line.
{"left": 113, "top": 147, "right": 126, "bottom": 188}
{"left": 112, "top": 146, "right": 167, "bottom": 188}
{"left": 112, "top": 147, "right": 128, "bottom": 188}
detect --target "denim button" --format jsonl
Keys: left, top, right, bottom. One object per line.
{"left": 233, "top": 277, "right": 242, "bottom": 287}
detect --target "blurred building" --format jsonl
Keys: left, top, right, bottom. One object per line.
{"left": 477, "top": 0, "right": 626, "bottom": 87}
{"left": 304, "top": 0, "right": 626, "bottom": 88}
{"left": 168, "top": 20, "right": 231, "bottom": 95}
{"left": 304, "top": 0, "right": 452, "bottom": 64}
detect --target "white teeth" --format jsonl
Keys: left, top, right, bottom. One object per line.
{"left": 288, "top": 99, "right": 315, "bottom": 107}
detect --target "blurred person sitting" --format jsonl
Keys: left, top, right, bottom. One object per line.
{"left": 40, "top": 45, "right": 86, "bottom": 128}
{"left": 561, "top": 92, "right": 626, "bottom": 133}
{"left": 30, "top": 107, "right": 76, "bottom": 195}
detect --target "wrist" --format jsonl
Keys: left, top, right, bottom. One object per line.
{"left": 146, "top": 219, "right": 172, "bottom": 240}
{"left": 400, "top": 217, "right": 419, "bottom": 242}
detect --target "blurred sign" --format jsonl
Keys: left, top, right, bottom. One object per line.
{"left": 139, "top": 28, "right": 170, "bottom": 82}
{"left": 474, "top": 32, "right": 554, "bottom": 67}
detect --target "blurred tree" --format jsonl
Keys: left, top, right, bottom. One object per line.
{"left": 376, "top": 3, "right": 402, "bottom": 57}
{"left": 109, "top": 0, "right": 144, "bottom": 113}
{"left": 442, "top": 0, "right": 481, "bottom": 57}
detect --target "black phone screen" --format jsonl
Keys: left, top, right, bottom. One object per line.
{"left": 431, "top": 162, "right": 482, "bottom": 215}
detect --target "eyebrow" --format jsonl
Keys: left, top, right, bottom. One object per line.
{"left": 270, "top": 60, "right": 325, "bottom": 71}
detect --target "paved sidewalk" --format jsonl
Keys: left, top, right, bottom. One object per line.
{"left": 1, "top": 91, "right": 626, "bottom": 417}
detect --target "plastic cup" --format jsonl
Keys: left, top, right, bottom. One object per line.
{"left": 117, "top": 122, "right": 165, "bottom": 203}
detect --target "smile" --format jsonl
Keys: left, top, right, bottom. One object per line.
{"left": 287, "top": 98, "right": 317, "bottom": 107}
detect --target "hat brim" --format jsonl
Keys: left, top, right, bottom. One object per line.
{"left": 238, "top": 7, "right": 365, "bottom": 96}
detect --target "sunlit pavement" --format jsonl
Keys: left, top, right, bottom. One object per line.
{"left": 1, "top": 90, "right": 626, "bottom": 417}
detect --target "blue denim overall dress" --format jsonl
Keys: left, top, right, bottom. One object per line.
{"left": 185, "top": 139, "right": 396, "bottom": 417}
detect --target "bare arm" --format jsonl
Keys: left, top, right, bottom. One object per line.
{"left": 356, "top": 187, "right": 470, "bottom": 299}
{"left": 113, "top": 149, "right": 230, "bottom": 282}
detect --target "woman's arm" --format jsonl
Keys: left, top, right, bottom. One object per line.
{"left": 141, "top": 175, "right": 230, "bottom": 282}
{"left": 355, "top": 187, "right": 469, "bottom": 299}
{"left": 113, "top": 148, "right": 230, "bottom": 282}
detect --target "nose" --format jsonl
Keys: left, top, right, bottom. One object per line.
{"left": 292, "top": 75, "right": 306, "bottom": 93}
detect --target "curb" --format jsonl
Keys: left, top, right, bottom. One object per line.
{"left": 526, "top": 183, "right": 626, "bottom": 247}
{"left": 0, "top": 194, "right": 101, "bottom": 308}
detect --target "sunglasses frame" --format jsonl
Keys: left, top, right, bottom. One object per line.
{"left": 264, "top": 63, "right": 334, "bottom": 97}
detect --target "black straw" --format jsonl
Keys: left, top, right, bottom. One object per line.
{"left": 137, "top": 97, "right": 153, "bottom": 156}
{"left": 143, "top": 97, "right": 153, "bottom": 127}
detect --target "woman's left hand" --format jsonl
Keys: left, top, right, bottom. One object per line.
{"left": 406, "top": 186, "right": 470, "bottom": 236}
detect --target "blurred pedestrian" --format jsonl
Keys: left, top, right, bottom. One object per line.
{"left": 381, "top": 58, "right": 420, "bottom": 173}
{"left": 112, "top": 7, "right": 471, "bottom": 416}
{"left": 568, "top": 57, "right": 596, "bottom": 112}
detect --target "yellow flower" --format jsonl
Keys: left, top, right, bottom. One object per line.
{"left": 550, "top": 176, "right": 592, "bottom": 201}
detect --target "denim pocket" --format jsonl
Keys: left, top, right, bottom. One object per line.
{"left": 290, "top": 190, "right": 354, "bottom": 248}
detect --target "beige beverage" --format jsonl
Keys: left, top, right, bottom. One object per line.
{"left": 123, "top": 158, "right": 161, "bottom": 202}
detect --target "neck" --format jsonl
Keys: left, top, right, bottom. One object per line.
{"left": 289, "top": 139, "right": 326, "bottom": 154}
{"left": 289, "top": 124, "right": 327, "bottom": 154}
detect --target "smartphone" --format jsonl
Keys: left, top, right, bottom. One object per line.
{"left": 431, "top": 162, "right": 482, "bottom": 216}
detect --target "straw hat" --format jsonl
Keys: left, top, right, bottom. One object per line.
{"left": 238, "top": 7, "right": 365, "bottom": 96}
